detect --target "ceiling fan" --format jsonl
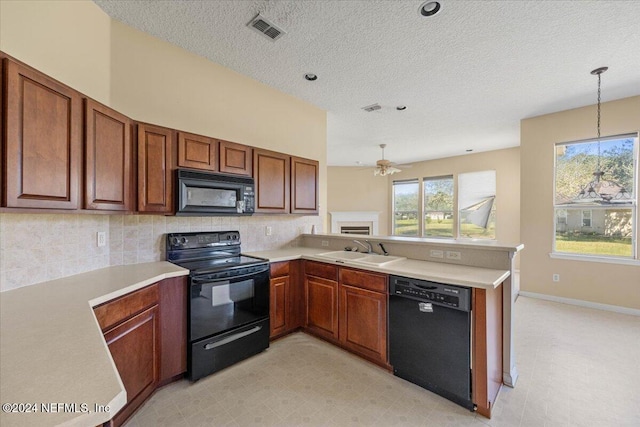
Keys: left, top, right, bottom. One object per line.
{"left": 372, "top": 144, "right": 409, "bottom": 176}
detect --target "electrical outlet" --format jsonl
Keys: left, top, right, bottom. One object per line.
{"left": 97, "top": 231, "right": 106, "bottom": 247}
{"left": 265, "top": 226, "right": 272, "bottom": 236}
{"left": 446, "top": 251, "right": 461, "bottom": 260}
{"left": 321, "top": 240, "right": 329, "bottom": 247}
{"left": 430, "top": 250, "right": 444, "bottom": 258}
{"left": 553, "top": 274, "right": 560, "bottom": 282}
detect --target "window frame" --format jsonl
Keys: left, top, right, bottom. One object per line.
{"left": 423, "top": 175, "right": 455, "bottom": 238}
{"left": 392, "top": 179, "right": 420, "bottom": 237}
{"left": 581, "top": 210, "right": 592, "bottom": 228}
{"left": 391, "top": 172, "right": 497, "bottom": 240}
{"left": 552, "top": 132, "right": 639, "bottom": 262}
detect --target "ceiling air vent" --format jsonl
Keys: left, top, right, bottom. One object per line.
{"left": 362, "top": 103, "right": 382, "bottom": 112}
{"left": 247, "top": 14, "right": 286, "bottom": 41}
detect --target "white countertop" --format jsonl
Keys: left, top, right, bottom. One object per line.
{"left": 0, "top": 262, "right": 189, "bottom": 427}
{"left": 0, "top": 250, "right": 508, "bottom": 427}
{"left": 246, "top": 247, "right": 510, "bottom": 288}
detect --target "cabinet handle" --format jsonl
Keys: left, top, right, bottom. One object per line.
{"left": 203, "top": 326, "right": 262, "bottom": 350}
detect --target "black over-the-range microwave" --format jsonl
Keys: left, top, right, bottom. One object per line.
{"left": 175, "top": 169, "right": 255, "bottom": 216}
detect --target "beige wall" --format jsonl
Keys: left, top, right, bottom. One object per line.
{"left": 0, "top": 1, "right": 326, "bottom": 291}
{"left": 108, "top": 21, "right": 327, "bottom": 218}
{"left": 389, "top": 147, "right": 521, "bottom": 245}
{"left": 327, "top": 167, "right": 390, "bottom": 235}
{"left": 328, "top": 148, "right": 521, "bottom": 244}
{"left": 0, "top": 0, "right": 111, "bottom": 104}
{"left": 520, "top": 96, "right": 640, "bottom": 309}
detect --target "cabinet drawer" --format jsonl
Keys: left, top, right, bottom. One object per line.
{"left": 94, "top": 284, "right": 159, "bottom": 332}
{"left": 304, "top": 261, "right": 338, "bottom": 281}
{"left": 270, "top": 261, "right": 290, "bottom": 278}
{"left": 339, "top": 268, "right": 387, "bottom": 293}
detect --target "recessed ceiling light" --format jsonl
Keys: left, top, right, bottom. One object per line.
{"left": 304, "top": 73, "right": 318, "bottom": 81}
{"left": 396, "top": 105, "right": 407, "bottom": 111}
{"left": 419, "top": 1, "right": 441, "bottom": 17}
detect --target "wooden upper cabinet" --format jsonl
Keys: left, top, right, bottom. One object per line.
{"left": 137, "top": 123, "right": 174, "bottom": 214}
{"left": 219, "top": 140, "right": 252, "bottom": 176}
{"left": 291, "top": 156, "right": 319, "bottom": 214}
{"left": 84, "top": 99, "right": 132, "bottom": 211}
{"left": 3, "top": 59, "right": 82, "bottom": 209}
{"left": 253, "top": 148, "right": 290, "bottom": 213}
{"left": 177, "top": 131, "right": 217, "bottom": 172}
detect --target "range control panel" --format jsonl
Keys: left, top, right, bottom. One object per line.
{"left": 167, "top": 231, "right": 240, "bottom": 250}
{"left": 389, "top": 275, "right": 471, "bottom": 312}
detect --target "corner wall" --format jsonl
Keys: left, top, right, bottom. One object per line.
{"left": 520, "top": 96, "right": 640, "bottom": 309}
{"left": 327, "top": 167, "right": 390, "bottom": 235}
{"left": 327, "top": 148, "right": 521, "bottom": 245}
{"left": 0, "top": 0, "right": 111, "bottom": 104}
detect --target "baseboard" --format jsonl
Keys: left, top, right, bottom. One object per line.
{"left": 518, "top": 291, "right": 640, "bottom": 316}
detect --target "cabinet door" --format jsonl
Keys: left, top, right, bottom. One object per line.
{"left": 339, "top": 284, "right": 387, "bottom": 364}
{"left": 159, "top": 277, "right": 187, "bottom": 384}
{"left": 177, "top": 131, "right": 217, "bottom": 171}
{"left": 270, "top": 275, "right": 290, "bottom": 338}
{"left": 253, "top": 148, "right": 290, "bottom": 213}
{"left": 104, "top": 305, "right": 159, "bottom": 426}
{"left": 84, "top": 99, "right": 132, "bottom": 211}
{"left": 219, "top": 139, "right": 252, "bottom": 176}
{"left": 291, "top": 156, "right": 319, "bottom": 214}
{"left": 137, "top": 123, "right": 174, "bottom": 213}
{"left": 305, "top": 275, "right": 339, "bottom": 342}
{"left": 4, "top": 59, "right": 82, "bottom": 209}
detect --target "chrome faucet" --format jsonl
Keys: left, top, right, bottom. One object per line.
{"left": 352, "top": 239, "right": 373, "bottom": 253}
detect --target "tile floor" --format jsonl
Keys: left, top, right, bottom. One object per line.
{"left": 124, "top": 296, "right": 640, "bottom": 426}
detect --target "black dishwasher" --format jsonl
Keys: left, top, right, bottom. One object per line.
{"left": 388, "top": 275, "right": 474, "bottom": 411}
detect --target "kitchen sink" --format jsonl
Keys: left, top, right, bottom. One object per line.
{"left": 350, "top": 254, "right": 406, "bottom": 266}
{"left": 316, "top": 251, "right": 368, "bottom": 260}
{"left": 316, "top": 251, "right": 405, "bottom": 266}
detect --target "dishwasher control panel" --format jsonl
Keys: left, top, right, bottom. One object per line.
{"left": 389, "top": 276, "right": 471, "bottom": 312}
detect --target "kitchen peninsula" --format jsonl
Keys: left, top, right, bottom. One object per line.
{"left": 252, "top": 233, "right": 524, "bottom": 387}
{"left": 1, "top": 234, "right": 521, "bottom": 426}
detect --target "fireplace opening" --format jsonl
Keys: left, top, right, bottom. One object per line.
{"left": 340, "top": 225, "right": 371, "bottom": 235}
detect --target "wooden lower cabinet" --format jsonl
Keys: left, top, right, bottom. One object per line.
{"left": 269, "top": 261, "right": 303, "bottom": 339}
{"left": 104, "top": 306, "right": 159, "bottom": 427}
{"left": 303, "top": 261, "right": 387, "bottom": 362}
{"left": 305, "top": 274, "right": 339, "bottom": 342}
{"left": 472, "top": 285, "right": 503, "bottom": 418}
{"left": 94, "top": 278, "right": 187, "bottom": 427}
{"left": 339, "top": 284, "right": 387, "bottom": 364}
{"left": 158, "top": 277, "right": 187, "bottom": 384}
{"left": 270, "top": 274, "right": 290, "bottom": 337}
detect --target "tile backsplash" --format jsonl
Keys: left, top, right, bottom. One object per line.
{"left": 0, "top": 213, "right": 321, "bottom": 291}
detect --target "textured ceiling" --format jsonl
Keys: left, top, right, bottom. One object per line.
{"left": 93, "top": 0, "right": 640, "bottom": 166}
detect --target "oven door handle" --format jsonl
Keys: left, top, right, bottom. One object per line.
{"left": 203, "top": 326, "right": 263, "bottom": 350}
{"left": 191, "top": 269, "right": 267, "bottom": 285}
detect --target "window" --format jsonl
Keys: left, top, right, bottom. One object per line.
{"left": 554, "top": 134, "right": 638, "bottom": 259}
{"left": 424, "top": 176, "right": 454, "bottom": 237}
{"left": 458, "top": 171, "right": 496, "bottom": 239}
{"left": 581, "top": 210, "right": 592, "bottom": 228}
{"left": 392, "top": 171, "right": 496, "bottom": 239}
{"left": 392, "top": 180, "right": 419, "bottom": 236}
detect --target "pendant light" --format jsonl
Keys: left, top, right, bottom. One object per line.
{"left": 574, "top": 67, "right": 632, "bottom": 204}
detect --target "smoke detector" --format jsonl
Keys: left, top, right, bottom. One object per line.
{"left": 362, "top": 103, "right": 382, "bottom": 112}
{"left": 247, "top": 14, "right": 286, "bottom": 41}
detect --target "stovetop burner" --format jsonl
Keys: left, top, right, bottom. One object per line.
{"left": 175, "top": 255, "right": 267, "bottom": 275}
{"left": 166, "top": 231, "right": 267, "bottom": 274}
